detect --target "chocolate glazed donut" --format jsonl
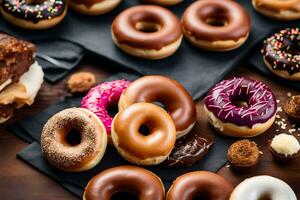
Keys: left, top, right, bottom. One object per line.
{"left": 83, "top": 165, "right": 165, "bottom": 200}
{"left": 118, "top": 75, "right": 197, "bottom": 138}
{"left": 1, "top": 0, "right": 67, "bottom": 29}
{"left": 166, "top": 171, "right": 233, "bottom": 200}
{"left": 182, "top": 0, "right": 250, "bottom": 51}
{"left": 112, "top": 5, "right": 183, "bottom": 59}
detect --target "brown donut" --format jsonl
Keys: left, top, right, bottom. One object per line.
{"left": 69, "top": 0, "right": 122, "bottom": 15}
{"left": 252, "top": 0, "right": 300, "bottom": 21}
{"left": 112, "top": 5, "right": 183, "bottom": 59}
{"left": 166, "top": 171, "right": 234, "bottom": 200}
{"left": 182, "top": 0, "right": 251, "bottom": 51}
{"left": 41, "top": 108, "right": 107, "bottom": 172}
{"left": 119, "top": 75, "right": 197, "bottom": 138}
{"left": 112, "top": 103, "right": 176, "bottom": 165}
{"left": 83, "top": 165, "right": 165, "bottom": 200}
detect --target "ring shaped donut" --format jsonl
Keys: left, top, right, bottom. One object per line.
{"left": 143, "top": 0, "right": 184, "bottom": 6}
{"left": 69, "top": 0, "right": 122, "bottom": 15}
{"left": 118, "top": 75, "right": 197, "bottom": 138}
{"left": 84, "top": 165, "right": 165, "bottom": 200}
{"left": 81, "top": 80, "right": 131, "bottom": 144}
{"left": 1, "top": 0, "right": 67, "bottom": 29}
{"left": 112, "top": 103, "right": 176, "bottom": 165}
{"left": 262, "top": 28, "right": 300, "bottom": 81}
{"left": 204, "top": 77, "right": 277, "bottom": 137}
{"left": 252, "top": 0, "right": 300, "bottom": 21}
{"left": 41, "top": 108, "right": 107, "bottom": 172}
{"left": 182, "top": 0, "right": 250, "bottom": 51}
{"left": 230, "top": 176, "right": 297, "bottom": 200}
{"left": 112, "top": 5, "right": 183, "bottom": 59}
{"left": 167, "top": 171, "right": 233, "bottom": 200}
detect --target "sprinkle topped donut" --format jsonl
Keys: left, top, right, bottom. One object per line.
{"left": 204, "top": 77, "right": 277, "bottom": 137}
{"left": 81, "top": 80, "right": 130, "bottom": 143}
{"left": 262, "top": 28, "right": 300, "bottom": 80}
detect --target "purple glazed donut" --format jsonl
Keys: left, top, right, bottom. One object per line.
{"left": 81, "top": 80, "right": 131, "bottom": 143}
{"left": 204, "top": 77, "right": 277, "bottom": 137}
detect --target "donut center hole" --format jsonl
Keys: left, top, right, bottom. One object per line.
{"left": 65, "top": 129, "right": 82, "bottom": 146}
{"left": 205, "top": 18, "right": 228, "bottom": 27}
{"left": 135, "top": 22, "right": 161, "bottom": 33}
{"left": 192, "top": 193, "right": 210, "bottom": 200}
{"left": 258, "top": 194, "right": 272, "bottom": 200}
{"left": 107, "top": 103, "right": 119, "bottom": 118}
{"left": 139, "top": 124, "right": 151, "bottom": 136}
{"left": 26, "top": 0, "right": 46, "bottom": 4}
{"left": 231, "top": 96, "right": 249, "bottom": 108}
{"left": 111, "top": 191, "right": 138, "bottom": 200}
{"left": 283, "top": 39, "right": 300, "bottom": 55}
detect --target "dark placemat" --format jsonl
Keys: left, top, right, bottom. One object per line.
{"left": 1, "top": 0, "right": 299, "bottom": 98}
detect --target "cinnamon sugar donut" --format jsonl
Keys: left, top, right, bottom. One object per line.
{"left": 41, "top": 108, "right": 107, "bottom": 172}
{"left": 112, "top": 5, "right": 183, "bottom": 59}
{"left": 167, "top": 171, "right": 233, "bottom": 200}
{"left": 84, "top": 165, "right": 165, "bottom": 200}
{"left": 252, "top": 0, "right": 300, "bottom": 21}
{"left": 119, "top": 75, "right": 196, "bottom": 138}
{"left": 182, "top": 0, "right": 250, "bottom": 51}
{"left": 112, "top": 103, "right": 176, "bottom": 165}
{"left": 69, "top": 0, "right": 122, "bottom": 15}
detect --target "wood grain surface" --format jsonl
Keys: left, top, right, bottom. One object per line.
{"left": 0, "top": 55, "right": 299, "bottom": 199}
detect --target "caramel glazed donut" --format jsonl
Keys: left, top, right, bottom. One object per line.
{"left": 41, "top": 108, "right": 107, "bottom": 172}
{"left": 69, "top": 0, "right": 122, "bottom": 15}
{"left": 112, "top": 5, "right": 183, "bottom": 59}
{"left": 167, "top": 171, "right": 233, "bottom": 200}
{"left": 204, "top": 77, "right": 277, "bottom": 137}
{"left": 182, "top": 0, "right": 251, "bottom": 51}
{"left": 84, "top": 166, "right": 165, "bottom": 200}
{"left": 0, "top": 0, "right": 67, "bottom": 30}
{"left": 142, "top": 0, "right": 184, "bottom": 6}
{"left": 262, "top": 28, "right": 300, "bottom": 81}
{"left": 252, "top": 0, "right": 300, "bottom": 21}
{"left": 112, "top": 103, "right": 177, "bottom": 165}
{"left": 118, "top": 75, "right": 197, "bottom": 138}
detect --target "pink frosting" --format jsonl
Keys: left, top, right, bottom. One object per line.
{"left": 81, "top": 80, "right": 131, "bottom": 135}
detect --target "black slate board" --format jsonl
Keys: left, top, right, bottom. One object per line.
{"left": 0, "top": 0, "right": 299, "bottom": 99}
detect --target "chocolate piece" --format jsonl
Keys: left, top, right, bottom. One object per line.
{"left": 262, "top": 28, "right": 300, "bottom": 75}
{"left": 204, "top": 77, "right": 277, "bottom": 127}
{"left": 1, "top": 0, "right": 66, "bottom": 23}
{"left": 227, "top": 139, "right": 260, "bottom": 173}
{"left": 161, "top": 130, "right": 213, "bottom": 168}
{"left": 284, "top": 95, "right": 300, "bottom": 124}
{"left": 0, "top": 33, "right": 35, "bottom": 87}
{"left": 67, "top": 72, "right": 96, "bottom": 94}
{"left": 0, "top": 103, "right": 17, "bottom": 119}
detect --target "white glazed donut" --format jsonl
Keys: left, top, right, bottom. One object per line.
{"left": 230, "top": 176, "right": 297, "bottom": 200}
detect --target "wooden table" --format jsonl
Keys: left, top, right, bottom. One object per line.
{"left": 0, "top": 55, "right": 299, "bottom": 199}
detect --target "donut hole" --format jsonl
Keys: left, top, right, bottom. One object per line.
{"left": 258, "top": 194, "right": 272, "bottom": 200}
{"left": 283, "top": 39, "right": 300, "bottom": 55}
{"left": 107, "top": 103, "right": 119, "bottom": 118}
{"left": 26, "top": 0, "right": 46, "bottom": 5}
{"left": 192, "top": 193, "right": 210, "bottom": 199}
{"left": 205, "top": 18, "right": 228, "bottom": 27}
{"left": 65, "top": 129, "right": 82, "bottom": 146}
{"left": 231, "top": 96, "right": 249, "bottom": 108}
{"left": 138, "top": 124, "right": 151, "bottom": 136}
{"left": 111, "top": 191, "right": 138, "bottom": 200}
{"left": 135, "top": 21, "right": 161, "bottom": 33}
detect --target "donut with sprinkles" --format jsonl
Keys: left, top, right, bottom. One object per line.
{"left": 204, "top": 77, "right": 277, "bottom": 137}
{"left": 0, "top": 0, "right": 67, "bottom": 29}
{"left": 262, "top": 28, "right": 300, "bottom": 81}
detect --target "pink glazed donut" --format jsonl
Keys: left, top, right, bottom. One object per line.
{"left": 81, "top": 80, "right": 131, "bottom": 144}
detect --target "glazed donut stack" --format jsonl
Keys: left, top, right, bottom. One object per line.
{"left": 41, "top": 75, "right": 197, "bottom": 171}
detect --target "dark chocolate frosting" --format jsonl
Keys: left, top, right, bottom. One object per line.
{"left": 112, "top": 5, "right": 182, "bottom": 50}
{"left": 262, "top": 28, "right": 300, "bottom": 75}
{"left": 161, "top": 130, "right": 213, "bottom": 168}
{"left": 204, "top": 77, "right": 277, "bottom": 127}
{"left": 1, "top": 0, "right": 67, "bottom": 23}
{"left": 182, "top": 0, "right": 251, "bottom": 41}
